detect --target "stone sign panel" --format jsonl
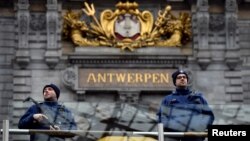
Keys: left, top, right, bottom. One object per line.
{"left": 78, "top": 68, "right": 174, "bottom": 90}
{"left": 62, "top": 67, "right": 175, "bottom": 91}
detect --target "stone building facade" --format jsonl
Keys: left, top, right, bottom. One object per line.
{"left": 0, "top": 0, "right": 250, "bottom": 141}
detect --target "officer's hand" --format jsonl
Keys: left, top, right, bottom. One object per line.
{"left": 33, "top": 113, "right": 48, "bottom": 122}
{"left": 50, "top": 125, "right": 60, "bottom": 130}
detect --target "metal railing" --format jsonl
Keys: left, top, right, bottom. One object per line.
{"left": 1, "top": 120, "right": 207, "bottom": 141}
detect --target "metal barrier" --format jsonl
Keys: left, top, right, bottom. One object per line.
{"left": 1, "top": 120, "right": 207, "bottom": 141}
{"left": 2, "top": 120, "right": 9, "bottom": 141}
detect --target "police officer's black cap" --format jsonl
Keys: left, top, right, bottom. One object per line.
{"left": 43, "top": 83, "right": 60, "bottom": 99}
{"left": 172, "top": 70, "right": 189, "bottom": 85}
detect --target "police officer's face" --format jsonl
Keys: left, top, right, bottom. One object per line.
{"left": 43, "top": 87, "right": 57, "bottom": 101}
{"left": 175, "top": 74, "right": 188, "bottom": 88}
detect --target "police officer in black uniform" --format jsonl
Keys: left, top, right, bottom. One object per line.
{"left": 157, "top": 70, "right": 214, "bottom": 141}
{"left": 18, "top": 84, "right": 77, "bottom": 141}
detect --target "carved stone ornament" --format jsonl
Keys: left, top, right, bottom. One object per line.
{"left": 16, "top": 0, "right": 30, "bottom": 69}
{"left": 226, "top": 58, "right": 239, "bottom": 70}
{"left": 198, "top": 58, "right": 211, "bottom": 70}
{"left": 63, "top": 1, "right": 192, "bottom": 51}
{"left": 209, "top": 14, "right": 225, "bottom": 32}
{"left": 62, "top": 67, "right": 77, "bottom": 89}
{"left": 30, "top": 13, "right": 46, "bottom": 31}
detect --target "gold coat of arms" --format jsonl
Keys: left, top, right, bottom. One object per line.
{"left": 63, "top": 1, "right": 191, "bottom": 51}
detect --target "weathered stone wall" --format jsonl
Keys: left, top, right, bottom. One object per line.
{"left": 0, "top": 0, "right": 250, "bottom": 141}
{"left": 238, "top": 20, "right": 250, "bottom": 103}
{"left": 0, "top": 16, "right": 15, "bottom": 140}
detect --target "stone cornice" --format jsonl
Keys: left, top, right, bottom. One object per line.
{"left": 67, "top": 47, "right": 190, "bottom": 67}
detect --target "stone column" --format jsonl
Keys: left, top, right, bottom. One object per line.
{"left": 225, "top": 0, "right": 240, "bottom": 70}
{"left": 196, "top": 0, "right": 210, "bottom": 70}
{"left": 45, "top": 0, "right": 60, "bottom": 69}
{"left": 16, "top": 0, "right": 30, "bottom": 69}
{"left": 224, "top": 0, "right": 243, "bottom": 102}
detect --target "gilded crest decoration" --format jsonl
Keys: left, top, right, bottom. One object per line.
{"left": 63, "top": 1, "right": 191, "bottom": 51}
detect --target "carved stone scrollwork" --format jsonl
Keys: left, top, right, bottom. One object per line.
{"left": 30, "top": 13, "right": 46, "bottom": 31}
{"left": 62, "top": 66, "right": 86, "bottom": 101}
{"left": 225, "top": 0, "right": 237, "bottom": 12}
{"left": 227, "top": 16, "right": 237, "bottom": 35}
{"left": 198, "top": 16, "right": 209, "bottom": 36}
{"left": 62, "top": 67, "right": 77, "bottom": 89}
{"left": 209, "top": 14, "right": 225, "bottom": 32}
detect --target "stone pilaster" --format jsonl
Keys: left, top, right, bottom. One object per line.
{"left": 0, "top": 17, "right": 15, "bottom": 133}
{"left": 45, "top": 0, "right": 60, "bottom": 69}
{"left": 238, "top": 19, "right": 250, "bottom": 104}
{"left": 196, "top": 0, "right": 210, "bottom": 70}
{"left": 12, "top": 70, "right": 31, "bottom": 141}
{"left": 225, "top": 0, "right": 240, "bottom": 70}
{"left": 15, "top": 0, "right": 30, "bottom": 69}
{"left": 224, "top": 71, "right": 243, "bottom": 102}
